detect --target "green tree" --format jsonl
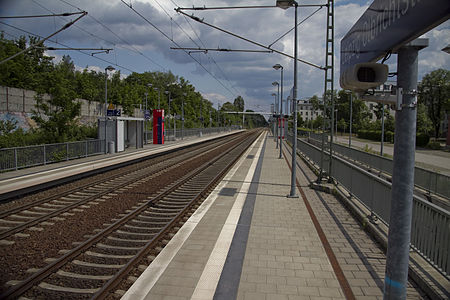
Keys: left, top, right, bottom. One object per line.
{"left": 233, "top": 96, "right": 245, "bottom": 112}
{"left": 418, "top": 69, "right": 450, "bottom": 138}
{"left": 416, "top": 102, "right": 432, "bottom": 135}
{"left": 32, "top": 56, "right": 81, "bottom": 143}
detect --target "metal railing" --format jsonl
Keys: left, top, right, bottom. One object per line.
{"left": 287, "top": 132, "right": 450, "bottom": 278}
{"left": 0, "top": 139, "right": 103, "bottom": 172}
{"left": 307, "top": 135, "right": 450, "bottom": 200}
{"left": 1, "top": 127, "right": 240, "bottom": 172}
{"left": 145, "top": 126, "right": 240, "bottom": 143}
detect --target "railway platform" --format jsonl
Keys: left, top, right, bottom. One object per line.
{"left": 121, "top": 132, "right": 442, "bottom": 300}
{"left": 0, "top": 130, "right": 242, "bottom": 200}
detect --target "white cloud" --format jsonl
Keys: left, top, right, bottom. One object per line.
{"left": 1, "top": 0, "right": 448, "bottom": 115}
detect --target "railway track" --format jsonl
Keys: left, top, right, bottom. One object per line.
{"left": 0, "top": 133, "right": 243, "bottom": 241}
{"left": 0, "top": 129, "right": 262, "bottom": 299}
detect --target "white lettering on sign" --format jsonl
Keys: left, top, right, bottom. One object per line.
{"left": 341, "top": 0, "right": 421, "bottom": 69}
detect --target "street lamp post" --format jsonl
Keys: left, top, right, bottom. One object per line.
{"left": 104, "top": 65, "right": 115, "bottom": 154}
{"left": 272, "top": 93, "right": 278, "bottom": 144}
{"left": 381, "top": 104, "right": 385, "bottom": 156}
{"left": 182, "top": 93, "right": 186, "bottom": 140}
{"left": 144, "top": 92, "right": 148, "bottom": 145}
{"left": 165, "top": 90, "right": 171, "bottom": 139}
{"left": 277, "top": 0, "right": 298, "bottom": 198}
{"left": 349, "top": 92, "right": 352, "bottom": 148}
{"left": 274, "top": 64, "right": 284, "bottom": 159}
{"left": 335, "top": 109, "right": 338, "bottom": 137}
{"left": 273, "top": 81, "right": 280, "bottom": 149}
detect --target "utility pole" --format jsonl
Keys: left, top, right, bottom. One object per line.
{"left": 384, "top": 38, "right": 428, "bottom": 299}
{"left": 381, "top": 104, "right": 385, "bottom": 156}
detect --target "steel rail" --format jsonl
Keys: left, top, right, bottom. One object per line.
{"left": 0, "top": 136, "right": 222, "bottom": 218}
{"left": 0, "top": 131, "right": 257, "bottom": 299}
{"left": 94, "top": 131, "right": 261, "bottom": 299}
{"left": 0, "top": 135, "right": 242, "bottom": 240}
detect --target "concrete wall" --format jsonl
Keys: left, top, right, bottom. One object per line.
{"left": 0, "top": 86, "right": 143, "bottom": 130}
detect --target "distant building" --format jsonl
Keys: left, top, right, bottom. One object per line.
{"left": 297, "top": 98, "right": 323, "bottom": 122}
{"left": 366, "top": 81, "right": 396, "bottom": 121}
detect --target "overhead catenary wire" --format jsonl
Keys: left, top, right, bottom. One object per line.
{"left": 175, "top": 9, "right": 325, "bottom": 71}
{"left": 0, "top": 12, "right": 84, "bottom": 19}
{"left": 156, "top": 0, "right": 243, "bottom": 97}
{"left": 51, "top": 0, "right": 167, "bottom": 71}
{"left": 0, "top": 11, "right": 87, "bottom": 65}
{"left": 268, "top": 6, "right": 324, "bottom": 48}
{"left": 0, "top": 21, "right": 137, "bottom": 73}
{"left": 120, "top": 0, "right": 237, "bottom": 99}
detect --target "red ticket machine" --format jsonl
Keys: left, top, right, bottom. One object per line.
{"left": 153, "top": 109, "right": 164, "bottom": 144}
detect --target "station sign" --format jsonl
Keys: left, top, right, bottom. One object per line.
{"left": 341, "top": 0, "right": 450, "bottom": 77}
{"left": 107, "top": 109, "right": 121, "bottom": 117}
{"left": 144, "top": 110, "right": 151, "bottom": 120}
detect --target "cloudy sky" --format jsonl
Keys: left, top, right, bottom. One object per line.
{"left": 1, "top": 0, "right": 449, "bottom": 113}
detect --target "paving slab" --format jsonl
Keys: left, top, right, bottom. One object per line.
{"left": 122, "top": 131, "right": 429, "bottom": 300}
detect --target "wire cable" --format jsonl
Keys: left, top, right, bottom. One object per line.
{"left": 0, "top": 12, "right": 84, "bottom": 19}
{"left": 166, "top": 0, "right": 243, "bottom": 96}
{"left": 0, "top": 12, "right": 87, "bottom": 64}
{"left": 120, "top": 0, "right": 237, "bottom": 98}
{"left": 0, "top": 21, "right": 137, "bottom": 73}
{"left": 38, "top": 0, "right": 166, "bottom": 71}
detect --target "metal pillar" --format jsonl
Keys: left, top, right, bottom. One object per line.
{"left": 104, "top": 72, "right": 108, "bottom": 154}
{"left": 144, "top": 92, "right": 148, "bottom": 145}
{"left": 275, "top": 84, "right": 281, "bottom": 149}
{"left": 279, "top": 68, "right": 284, "bottom": 159}
{"left": 349, "top": 92, "right": 352, "bottom": 148}
{"left": 182, "top": 100, "right": 184, "bottom": 140}
{"left": 319, "top": 0, "right": 334, "bottom": 181}
{"left": 381, "top": 104, "right": 385, "bottom": 156}
{"left": 327, "top": 0, "right": 335, "bottom": 180}
{"left": 288, "top": 2, "right": 298, "bottom": 198}
{"left": 383, "top": 39, "right": 428, "bottom": 300}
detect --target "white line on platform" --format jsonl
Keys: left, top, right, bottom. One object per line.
{"left": 190, "top": 133, "right": 265, "bottom": 300}
{"left": 121, "top": 132, "right": 265, "bottom": 300}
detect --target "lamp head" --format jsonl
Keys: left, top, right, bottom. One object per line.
{"left": 272, "top": 81, "right": 279, "bottom": 86}
{"left": 271, "top": 93, "right": 277, "bottom": 96}
{"left": 273, "top": 64, "right": 283, "bottom": 70}
{"left": 105, "top": 65, "right": 115, "bottom": 72}
{"left": 276, "top": 0, "right": 297, "bottom": 9}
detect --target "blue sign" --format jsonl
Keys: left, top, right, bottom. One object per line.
{"left": 107, "top": 109, "right": 121, "bottom": 117}
{"left": 144, "top": 110, "right": 151, "bottom": 120}
{"left": 341, "top": 0, "right": 450, "bottom": 77}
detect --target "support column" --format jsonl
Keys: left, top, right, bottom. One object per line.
{"left": 383, "top": 39, "right": 428, "bottom": 300}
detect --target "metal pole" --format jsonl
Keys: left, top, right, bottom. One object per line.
{"left": 104, "top": 70, "right": 108, "bottom": 154}
{"left": 275, "top": 84, "right": 281, "bottom": 149}
{"left": 381, "top": 104, "right": 385, "bottom": 156}
{"left": 383, "top": 39, "right": 427, "bottom": 300}
{"left": 279, "top": 67, "right": 284, "bottom": 159}
{"left": 273, "top": 94, "right": 277, "bottom": 142}
{"left": 199, "top": 99, "right": 203, "bottom": 137}
{"left": 349, "top": 92, "right": 352, "bottom": 148}
{"left": 145, "top": 92, "right": 148, "bottom": 145}
{"left": 335, "top": 109, "right": 338, "bottom": 137}
{"left": 288, "top": 2, "right": 298, "bottom": 198}
{"left": 182, "top": 99, "right": 184, "bottom": 140}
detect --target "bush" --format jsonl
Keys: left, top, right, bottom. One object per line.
{"left": 416, "top": 133, "right": 430, "bottom": 147}
{"left": 426, "top": 141, "right": 441, "bottom": 150}
{"left": 357, "top": 130, "right": 394, "bottom": 143}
